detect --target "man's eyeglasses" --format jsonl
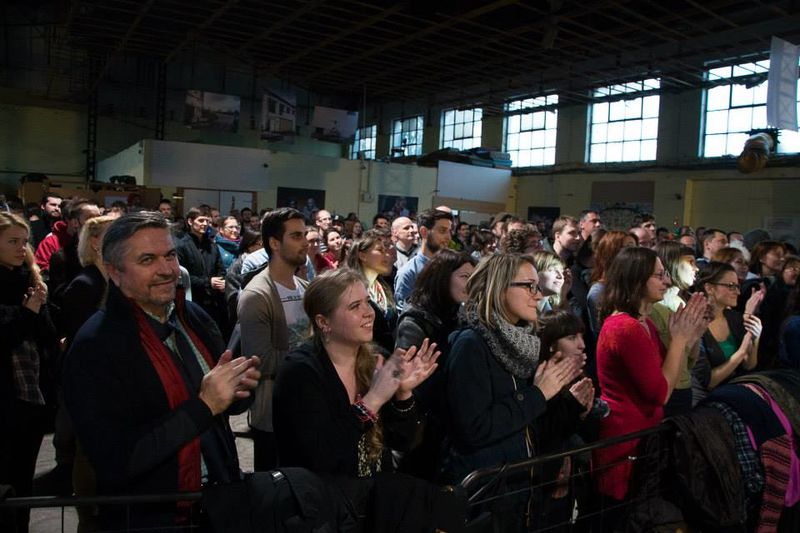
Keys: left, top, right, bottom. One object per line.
{"left": 509, "top": 282, "right": 542, "bottom": 295}
{"left": 710, "top": 282, "right": 740, "bottom": 292}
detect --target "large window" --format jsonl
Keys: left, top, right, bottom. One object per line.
{"left": 440, "top": 108, "right": 483, "bottom": 150}
{"left": 703, "top": 59, "right": 800, "bottom": 157}
{"left": 588, "top": 78, "right": 660, "bottom": 163}
{"left": 504, "top": 95, "right": 558, "bottom": 167}
{"left": 349, "top": 124, "right": 377, "bottom": 160}
{"left": 391, "top": 115, "right": 424, "bottom": 157}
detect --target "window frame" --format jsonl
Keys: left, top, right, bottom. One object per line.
{"left": 502, "top": 94, "right": 559, "bottom": 168}
{"left": 587, "top": 78, "right": 661, "bottom": 164}
{"left": 349, "top": 124, "right": 377, "bottom": 160}
{"left": 390, "top": 115, "right": 425, "bottom": 157}
{"left": 439, "top": 107, "right": 483, "bottom": 150}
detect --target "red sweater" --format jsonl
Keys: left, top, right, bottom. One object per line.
{"left": 593, "top": 313, "right": 667, "bottom": 500}
{"left": 34, "top": 220, "right": 73, "bottom": 271}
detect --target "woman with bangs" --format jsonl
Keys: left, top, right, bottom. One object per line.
{"left": 647, "top": 241, "right": 703, "bottom": 414}
{"left": 442, "top": 253, "right": 587, "bottom": 531}
{"left": 345, "top": 229, "right": 397, "bottom": 355}
{"left": 273, "top": 268, "right": 439, "bottom": 479}
{"left": 532, "top": 251, "right": 570, "bottom": 314}
{"left": 0, "top": 212, "right": 57, "bottom": 532}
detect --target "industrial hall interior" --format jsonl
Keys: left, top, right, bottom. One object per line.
{"left": 3, "top": 1, "right": 800, "bottom": 532}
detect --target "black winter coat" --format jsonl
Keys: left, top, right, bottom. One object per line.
{"left": 63, "top": 283, "right": 249, "bottom": 529}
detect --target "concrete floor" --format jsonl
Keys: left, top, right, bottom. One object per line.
{"left": 29, "top": 414, "right": 254, "bottom": 533}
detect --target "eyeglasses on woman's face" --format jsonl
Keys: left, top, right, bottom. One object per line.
{"left": 509, "top": 281, "right": 542, "bottom": 295}
{"left": 710, "top": 281, "right": 740, "bottom": 292}
{"left": 651, "top": 270, "right": 671, "bottom": 281}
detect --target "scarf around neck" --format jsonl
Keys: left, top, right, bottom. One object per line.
{"left": 459, "top": 305, "right": 540, "bottom": 379}
{"left": 128, "top": 289, "right": 215, "bottom": 516}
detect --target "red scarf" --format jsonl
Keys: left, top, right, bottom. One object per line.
{"left": 129, "top": 289, "right": 215, "bottom": 517}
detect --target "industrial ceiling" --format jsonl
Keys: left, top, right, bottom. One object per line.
{"left": 7, "top": 0, "right": 800, "bottom": 108}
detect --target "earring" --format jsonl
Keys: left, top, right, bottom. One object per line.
{"left": 322, "top": 327, "right": 331, "bottom": 343}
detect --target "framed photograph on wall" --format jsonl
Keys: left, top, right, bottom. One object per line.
{"left": 277, "top": 187, "right": 326, "bottom": 223}
{"left": 378, "top": 195, "right": 418, "bottom": 220}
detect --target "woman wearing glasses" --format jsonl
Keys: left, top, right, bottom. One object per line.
{"left": 442, "top": 253, "right": 585, "bottom": 531}
{"left": 692, "top": 262, "right": 762, "bottom": 402}
{"left": 594, "top": 247, "right": 707, "bottom": 511}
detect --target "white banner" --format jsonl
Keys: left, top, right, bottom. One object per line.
{"left": 767, "top": 36, "right": 799, "bottom": 131}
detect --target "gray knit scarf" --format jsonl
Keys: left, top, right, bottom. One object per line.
{"left": 459, "top": 305, "right": 540, "bottom": 379}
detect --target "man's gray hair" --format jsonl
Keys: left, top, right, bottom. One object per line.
{"left": 102, "top": 211, "right": 170, "bottom": 270}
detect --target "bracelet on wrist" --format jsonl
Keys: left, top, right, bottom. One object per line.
{"left": 353, "top": 396, "right": 379, "bottom": 424}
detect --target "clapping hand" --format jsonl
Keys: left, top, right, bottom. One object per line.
{"left": 569, "top": 377, "right": 595, "bottom": 417}
{"left": 395, "top": 338, "right": 441, "bottom": 400}
{"left": 669, "top": 292, "right": 709, "bottom": 345}
{"left": 534, "top": 353, "right": 584, "bottom": 401}
{"left": 744, "top": 284, "right": 766, "bottom": 316}
{"left": 743, "top": 314, "right": 762, "bottom": 340}
{"left": 199, "top": 351, "right": 261, "bottom": 416}
{"left": 22, "top": 282, "right": 48, "bottom": 314}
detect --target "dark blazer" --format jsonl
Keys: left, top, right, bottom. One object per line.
{"left": 175, "top": 231, "right": 225, "bottom": 308}
{"left": 59, "top": 264, "right": 107, "bottom": 348}
{"left": 273, "top": 342, "right": 419, "bottom": 477}
{"left": 63, "top": 283, "right": 248, "bottom": 529}
{"left": 693, "top": 308, "right": 747, "bottom": 393}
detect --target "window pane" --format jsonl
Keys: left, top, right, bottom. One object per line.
{"left": 729, "top": 107, "right": 752, "bottom": 132}
{"left": 531, "top": 149, "right": 544, "bottom": 166}
{"left": 624, "top": 99, "right": 642, "bottom": 120}
{"left": 609, "top": 100, "right": 626, "bottom": 121}
{"left": 641, "top": 139, "right": 657, "bottom": 160}
{"left": 590, "top": 143, "right": 606, "bottom": 163}
{"left": 622, "top": 141, "right": 640, "bottom": 161}
{"left": 592, "top": 123, "right": 607, "bottom": 143}
{"left": 593, "top": 102, "right": 609, "bottom": 123}
{"left": 641, "top": 118, "right": 659, "bottom": 139}
{"left": 706, "top": 86, "right": 730, "bottom": 111}
{"left": 520, "top": 113, "right": 533, "bottom": 131}
{"left": 543, "top": 147, "right": 556, "bottom": 165}
{"left": 731, "top": 83, "right": 753, "bottom": 107}
{"left": 642, "top": 95, "right": 660, "bottom": 117}
{"left": 508, "top": 115, "right": 520, "bottom": 133}
{"left": 532, "top": 112, "right": 545, "bottom": 129}
{"left": 606, "top": 142, "right": 623, "bottom": 161}
{"left": 518, "top": 149, "right": 532, "bottom": 167}
{"left": 704, "top": 134, "right": 726, "bottom": 157}
{"left": 608, "top": 122, "right": 624, "bottom": 142}
{"left": 705, "top": 110, "right": 729, "bottom": 134}
{"left": 623, "top": 120, "right": 641, "bottom": 141}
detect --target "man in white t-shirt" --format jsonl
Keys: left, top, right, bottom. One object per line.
{"left": 238, "top": 207, "right": 309, "bottom": 471}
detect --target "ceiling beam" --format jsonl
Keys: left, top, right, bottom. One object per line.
{"left": 164, "top": 0, "right": 241, "bottom": 63}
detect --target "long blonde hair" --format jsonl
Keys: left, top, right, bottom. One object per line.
{"left": 0, "top": 211, "right": 42, "bottom": 287}
{"left": 77, "top": 215, "right": 116, "bottom": 267}
{"left": 303, "top": 269, "right": 384, "bottom": 464}
{"left": 532, "top": 250, "right": 566, "bottom": 308}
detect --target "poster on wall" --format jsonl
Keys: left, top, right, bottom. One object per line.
{"left": 590, "top": 181, "right": 654, "bottom": 230}
{"left": 184, "top": 90, "right": 241, "bottom": 133}
{"left": 310, "top": 106, "right": 359, "bottom": 143}
{"left": 277, "top": 187, "right": 326, "bottom": 223}
{"left": 378, "top": 195, "right": 418, "bottom": 220}
{"left": 527, "top": 206, "right": 561, "bottom": 226}
{"left": 261, "top": 88, "right": 297, "bottom": 140}
{"left": 764, "top": 216, "right": 800, "bottom": 245}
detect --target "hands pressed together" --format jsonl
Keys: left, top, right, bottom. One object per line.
{"left": 199, "top": 351, "right": 262, "bottom": 416}
{"left": 669, "top": 292, "right": 710, "bottom": 346}
{"left": 22, "top": 282, "right": 48, "bottom": 314}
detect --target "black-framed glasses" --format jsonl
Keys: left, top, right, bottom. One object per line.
{"left": 710, "top": 282, "right": 740, "bottom": 291}
{"left": 509, "top": 282, "right": 542, "bottom": 295}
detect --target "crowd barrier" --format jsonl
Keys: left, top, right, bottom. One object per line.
{"left": 0, "top": 425, "right": 674, "bottom": 532}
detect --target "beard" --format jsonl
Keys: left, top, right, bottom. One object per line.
{"left": 426, "top": 234, "right": 442, "bottom": 254}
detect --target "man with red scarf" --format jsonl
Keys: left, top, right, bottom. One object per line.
{"left": 63, "top": 211, "right": 260, "bottom": 531}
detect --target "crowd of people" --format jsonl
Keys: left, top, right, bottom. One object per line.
{"left": 2, "top": 192, "right": 800, "bottom": 532}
